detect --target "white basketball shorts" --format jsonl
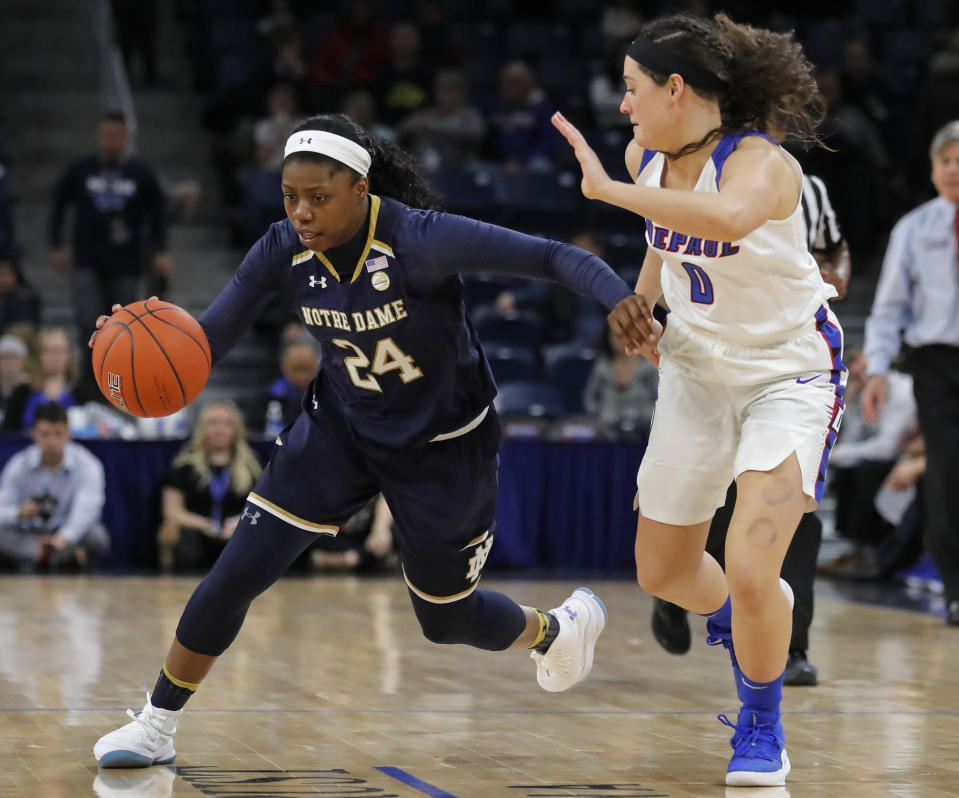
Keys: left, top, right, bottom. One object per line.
{"left": 636, "top": 306, "right": 846, "bottom": 526}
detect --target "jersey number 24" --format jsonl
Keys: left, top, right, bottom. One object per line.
{"left": 333, "top": 337, "right": 423, "bottom": 392}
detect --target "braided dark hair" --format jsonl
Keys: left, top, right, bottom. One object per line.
{"left": 637, "top": 13, "right": 825, "bottom": 157}
{"left": 287, "top": 114, "right": 444, "bottom": 210}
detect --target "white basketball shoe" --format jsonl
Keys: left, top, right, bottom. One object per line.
{"left": 531, "top": 587, "right": 607, "bottom": 692}
{"left": 94, "top": 692, "right": 179, "bottom": 768}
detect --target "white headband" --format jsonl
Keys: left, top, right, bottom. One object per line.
{"left": 284, "top": 130, "right": 371, "bottom": 176}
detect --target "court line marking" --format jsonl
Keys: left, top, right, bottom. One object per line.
{"left": 8, "top": 707, "right": 959, "bottom": 716}
{"left": 375, "top": 766, "right": 460, "bottom": 798}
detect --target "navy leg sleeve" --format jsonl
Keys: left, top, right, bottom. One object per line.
{"left": 408, "top": 588, "right": 527, "bottom": 651}
{"left": 175, "top": 506, "right": 318, "bottom": 656}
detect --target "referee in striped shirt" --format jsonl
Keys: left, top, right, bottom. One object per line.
{"left": 803, "top": 173, "right": 851, "bottom": 300}
{"left": 650, "top": 172, "right": 851, "bottom": 687}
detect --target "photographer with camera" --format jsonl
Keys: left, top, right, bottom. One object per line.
{"left": 0, "top": 402, "right": 108, "bottom": 571}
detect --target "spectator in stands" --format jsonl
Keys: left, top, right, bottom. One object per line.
{"left": 374, "top": 22, "right": 432, "bottom": 126}
{"left": 495, "top": 229, "right": 605, "bottom": 344}
{"left": 133, "top": 407, "right": 194, "bottom": 441}
{"left": 411, "top": 0, "right": 455, "bottom": 65}
{"left": 308, "top": 2, "right": 390, "bottom": 111}
{"left": 0, "top": 334, "right": 31, "bottom": 433}
{"left": 0, "top": 401, "right": 108, "bottom": 571}
{"left": 583, "top": 325, "right": 658, "bottom": 437}
{"left": 862, "top": 119, "right": 959, "bottom": 625}
{"left": 872, "top": 436, "right": 927, "bottom": 577}
{"left": 486, "top": 61, "right": 556, "bottom": 172}
{"left": 363, "top": 494, "right": 396, "bottom": 567}
{"left": 819, "top": 350, "right": 918, "bottom": 578}
{"left": 280, "top": 321, "right": 315, "bottom": 349}
{"left": 600, "top": 0, "right": 643, "bottom": 41}
{"left": 262, "top": 341, "right": 321, "bottom": 436}
{"left": 253, "top": 83, "right": 300, "bottom": 172}
{"left": 0, "top": 161, "right": 17, "bottom": 258}
{"left": 310, "top": 493, "right": 397, "bottom": 573}
{"left": 589, "top": 38, "right": 634, "bottom": 130}
{"left": 49, "top": 111, "right": 172, "bottom": 350}
{"left": 109, "top": 0, "right": 159, "bottom": 88}
{"left": 399, "top": 70, "right": 486, "bottom": 172}
{"left": 255, "top": 0, "right": 295, "bottom": 40}
{"left": 0, "top": 253, "right": 40, "bottom": 341}
{"left": 342, "top": 90, "right": 396, "bottom": 143}
{"left": 158, "top": 400, "right": 263, "bottom": 573}
{"left": 266, "top": 25, "right": 308, "bottom": 93}
{"left": 909, "top": 30, "right": 959, "bottom": 202}
{"left": 15, "top": 328, "right": 92, "bottom": 433}
{"left": 840, "top": 38, "right": 893, "bottom": 146}
{"left": 800, "top": 70, "right": 889, "bottom": 254}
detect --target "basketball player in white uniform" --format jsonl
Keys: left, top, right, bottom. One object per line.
{"left": 553, "top": 12, "right": 846, "bottom": 788}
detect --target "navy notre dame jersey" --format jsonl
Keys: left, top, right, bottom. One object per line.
{"left": 199, "top": 195, "right": 631, "bottom": 448}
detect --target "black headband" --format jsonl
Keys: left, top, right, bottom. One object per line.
{"left": 627, "top": 37, "right": 728, "bottom": 92}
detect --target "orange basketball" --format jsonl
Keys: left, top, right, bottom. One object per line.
{"left": 92, "top": 298, "right": 212, "bottom": 418}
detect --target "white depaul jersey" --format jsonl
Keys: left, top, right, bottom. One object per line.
{"left": 637, "top": 130, "right": 837, "bottom": 346}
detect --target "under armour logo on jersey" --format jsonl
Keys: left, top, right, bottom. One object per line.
{"left": 241, "top": 508, "right": 261, "bottom": 525}
{"left": 465, "top": 533, "right": 494, "bottom": 583}
{"left": 308, "top": 275, "right": 327, "bottom": 289}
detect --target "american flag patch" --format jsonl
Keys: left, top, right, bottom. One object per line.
{"left": 365, "top": 255, "right": 389, "bottom": 272}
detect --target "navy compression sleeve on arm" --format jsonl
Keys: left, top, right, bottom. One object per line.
{"left": 198, "top": 228, "right": 284, "bottom": 365}
{"left": 411, "top": 212, "right": 632, "bottom": 310}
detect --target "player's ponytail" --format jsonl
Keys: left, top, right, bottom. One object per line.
{"left": 631, "top": 13, "right": 824, "bottom": 156}
{"left": 714, "top": 14, "right": 824, "bottom": 147}
{"left": 287, "top": 114, "right": 444, "bottom": 210}
{"left": 367, "top": 136, "right": 445, "bottom": 211}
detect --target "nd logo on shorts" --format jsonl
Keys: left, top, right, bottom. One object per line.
{"left": 464, "top": 531, "right": 493, "bottom": 583}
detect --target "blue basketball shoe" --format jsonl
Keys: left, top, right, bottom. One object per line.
{"left": 719, "top": 708, "right": 790, "bottom": 786}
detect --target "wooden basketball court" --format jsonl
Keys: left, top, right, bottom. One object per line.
{"left": 2, "top": 574, "right": 957, "bottom": 797}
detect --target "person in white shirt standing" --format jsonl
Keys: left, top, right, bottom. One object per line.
{"left": 862, "top": 119, "right": 959, "bottom": 625}
{"left": 0, "top": 401, "right": 108, "bottom": 571}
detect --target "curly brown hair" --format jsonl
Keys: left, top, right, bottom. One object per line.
{"left": 637, "top": 13, "right": 825, "bottom": 156}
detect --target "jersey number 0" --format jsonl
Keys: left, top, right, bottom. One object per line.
{"left": 681, "top": 261, "right": 715, "bottom": 304}
{"left": 333, "top": 337, "right": 424, "bottom": 392}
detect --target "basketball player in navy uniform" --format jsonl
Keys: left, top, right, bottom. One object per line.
{"left": 92, "top": 114, "right": 629, "bottom": 767}
{"left": 554, "top": 13, "right": 845, "bottom": 787}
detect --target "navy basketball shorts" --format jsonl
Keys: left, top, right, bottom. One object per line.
{"left": 249, "top": 402, "right": 502, "bottom": 603}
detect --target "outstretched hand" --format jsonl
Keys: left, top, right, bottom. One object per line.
{"left": 551, "top": 112, "right": 611, "bottom": 200}
{"left": 608, "top": 295, "right": 662, "bottom": 366}
{"left": 88, "top": 304, "right": 123, "bottom": 349}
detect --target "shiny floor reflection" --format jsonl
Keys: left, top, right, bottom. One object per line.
{"left": 1, "top": 574, "right": 957, "bottom": 797}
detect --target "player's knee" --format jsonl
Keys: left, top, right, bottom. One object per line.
{"left": 409, "top": 589, "right": 524, "bottom": 650}
{"left": 725, "top": 565, "right": 778, "bottom": 613}
{"left": 635, "top": 553, "right": 680, "bottom": 597}
{"left": 419, "top": 619, "right": 459, "bottom": 645}
{"left": 635, "top": 562, "right": 662, "bottom": 595}
{"left": 413, "top": 601, "right": 467, "bottom": 645}
{"left": 197, "top": 550, "right": 282, "bottom": 614}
